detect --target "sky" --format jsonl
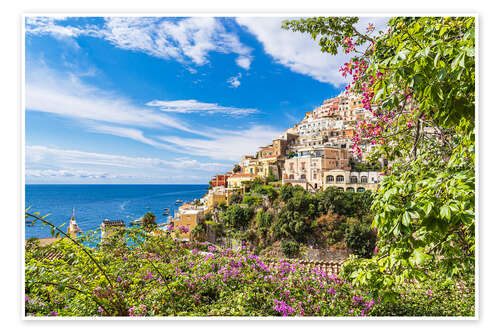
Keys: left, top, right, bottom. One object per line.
{"left": 25, "top": 16, "right": 388, "bottom": 184}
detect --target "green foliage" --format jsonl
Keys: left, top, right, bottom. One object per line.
{"left": 242, "top": 195, "right": 263, "bottom": 207}
{"left": 284, "top": 16, "right": 476, "bottom": 295}
{"left": 280, "top": 239, "right": 300, "bottom": 258}
{"left": 266, "top": 167, "right": 277, "bottom": 182}
{"left": 344, "top": 222, "right": 376, "bottom": 258}
{"left": 233, "top": 164, "right": 242, "bottom": 173}
{"left": 253, "top": 185, "right": 278, "bottom": 202}
{"left": 222, "top": 205, "right": 254, "bottom": 231}
{"left": 142, "top": 212, "right": 156, "bottom": 231}
{"left": 229, "top": 192, "right": 242, "bottom": 205}
{"left": 25, "top": 211, "right": 474, "bottom": 317}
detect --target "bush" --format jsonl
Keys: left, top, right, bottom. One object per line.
{"left": 344, "top": 222, "right": 376, "bottom": 258}
{"left": 229, "top": 193, "right": 242, "bottom": 205}
{"left": 222, "top": 205, "right": 253, "bottom": 231}
{"left": 242, "top": 195, "right": 263, "bottom": 207}
{"left": 24, "top": 219, "right": 474, "bottom": 317}
{"left": 281, "top": 239, "right": 300, "bottom": 258}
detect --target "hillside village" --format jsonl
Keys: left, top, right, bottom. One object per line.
{"left": 170, "top": 91, "right": 384, "bottom": 242}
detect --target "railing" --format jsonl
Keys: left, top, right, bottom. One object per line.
{"left": 262, "top": 258, "right": 345, "bottom": 277}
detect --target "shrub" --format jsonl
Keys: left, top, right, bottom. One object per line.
{"left": 344, "top": 222, "right": 376, "bottom": 258}
{"left": 281, "top": 239, "right": 300, "bottom": 258}
{"left": 242, "top": 195, "right": 263, "bottom": 207}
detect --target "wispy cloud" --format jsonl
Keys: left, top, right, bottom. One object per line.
{"left": 88, "top": 125, "right": 176, "bottom": 150}
{"left": 146, "top": 99, "right": 256, "bottom": 115}
{"left": 227, "top": 73, "right": 242, "bottom": 88}
{"left": 236, "top": 17, "right": 389, "bottom": 87}
{"left": 26, "top": 16, "right": 253, "bottom": 70}
{"left": 26, "top": 145, "right": 232, "bottom": 183}
{"left": 158, "top": 125, "right": 282, "bottom": 161}
{"left": 26, "top": 65, "right": 195, "bottom": 133}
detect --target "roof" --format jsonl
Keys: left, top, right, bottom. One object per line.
{"left": 228, "top": 174, "right": 257, "bottom": 178}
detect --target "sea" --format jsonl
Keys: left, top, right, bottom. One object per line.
{"left": 25, "top": 184, "right": 208, "bottom": 239}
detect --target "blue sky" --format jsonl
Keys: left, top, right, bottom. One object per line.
{"left": 25, "top": 16, "right": 387, "bottom": 184}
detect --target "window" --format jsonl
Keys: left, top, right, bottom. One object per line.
{"left": 326, "top": 175, "right": 334, "bottom": 183}
{"left": 361, "top": 176, "right": 368, "bottom": 183}
{"left": 336, "top": 175, "right": 344, "bottom": 183}
{"left": 351, "top": 176, "right": 358, "bottom": 183}
{"left": 290, "top": 163, "right": 294, "bottom": 170}
{"left": 301, "top": 174, "right": 306, "bottom": 179}
{"left": 357, "top": 187, "right": 366, "bottom": 192}
{"left": 289, "top": 174, "right": 294, "bottom": 180}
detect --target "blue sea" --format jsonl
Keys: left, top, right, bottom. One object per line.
{"left": 25, "top": 184, "right": 208, "bottom": 239}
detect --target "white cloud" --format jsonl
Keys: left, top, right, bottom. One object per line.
{"left": 236, "top": 17, "right": 389, "bottom": 87}
{"left": 88, "top": 125, "right": 178, "bottom": 151}
{"left": 236, "top": 56, "right": 251, "bottom": 70}
{"left": 145, "top": 98, "right": 256, "bottom": 115}
{"left": 158, "top": 125, "right": 282, "bottom": 161}
{"left": 26, "top": 16, "right": 253, "bottom": 70}
{"left": 227, "top": 73, "right": 242, "bottom": 88}
{"left": 26, "top": 65, "right": 199, "bottom": 135}
{"left": 26, "top": 145, "right": 232, "bottom": 183}
{"left": 26, "top": 169, "right": 116, "bottom": 179}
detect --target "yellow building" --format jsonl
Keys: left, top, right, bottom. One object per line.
{"left": 206, "top": 191, "right": 228, "bottom": 210}
{"left": 227, "top": 173, "right": 259, "bottom": 188}
{"left": 172, "top": 206, "right": 205, "bottom": 240}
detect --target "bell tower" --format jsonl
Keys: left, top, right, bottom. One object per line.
{"left": 67, "top": 208, "right": 82, "bottom": 237}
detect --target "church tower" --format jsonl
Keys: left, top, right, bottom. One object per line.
{"left": 68, "top": 208, "right": 82, "bottom": 237}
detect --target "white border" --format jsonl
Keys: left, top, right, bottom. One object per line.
{"left": 13, "top": 4, "right": 479, "bottom": 330}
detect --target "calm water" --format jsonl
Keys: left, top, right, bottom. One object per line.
{"left": 25, "top": 184, "right": 208, "bottom": 239}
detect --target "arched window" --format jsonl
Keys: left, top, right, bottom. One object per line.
{"left": 357, "top": 187, "right": 366, "bottom": 192}
{"left": 300, "top": 174, "right": 306, "bottom": 179}
{"left": 346, "top": 187, "right": 355, "bottom": 192}
{"left": 361, "top": 176, "right": 368, "bottom": 183}
{"left": 289, "top": 175, "right": 294, "bottom": 180}
{"left": 336, "top": 175, "right": 344, "bottom": 183}
{"left": 326, "top": 175, "right": 334, "bottom": 183}
{"left": 350, "top": 176, "right": 358, "bottom": 183}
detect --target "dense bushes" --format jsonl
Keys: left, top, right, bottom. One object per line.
{"left": 24, "top": 225, "right": 474, "bottom": 317}
{"left": 216, "top": 185, "right": 375, "bottom": 258}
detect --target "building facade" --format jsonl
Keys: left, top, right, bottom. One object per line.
{"left": 322, "top": 170, "right": 381, "bottom": 192}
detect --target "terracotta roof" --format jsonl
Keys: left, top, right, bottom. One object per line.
{"left": 229, "top": 174, "right": 256, "bottom": 178}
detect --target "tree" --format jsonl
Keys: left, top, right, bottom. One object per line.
{"left": 222, "top": 205, "right": 253, "bottom": 231}
{"left": 233, "top": 164, "right": 242, "bottom": 173}
{"left": 266, "top": 167, "right": 277, "bottom": 182}
{"left": 284, "top": 17, "right": 475, "bottom": 294}
{"left": 142, "top": 212, "right": 157, "bottom": 231}
{"left": 344, "top": 222, "right": 376, "bottom": 258}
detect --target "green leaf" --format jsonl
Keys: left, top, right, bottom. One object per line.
{"left": 440, "top": 205, "right": 451, "bottom": 220}
{"left": 402, "top": 211, "right": 411, "bottom": 226}
{"left": 413, "top": 248, "right": 431, "bottom": 265}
